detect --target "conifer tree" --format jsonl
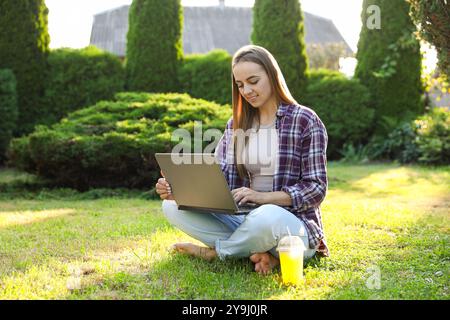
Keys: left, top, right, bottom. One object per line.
{"left": 126, "top": 0, "right": 183, "bottom": 92}
{"left": 251, "top": 0, "right": 308, "bottom": 100}
{"left": 0, "top": 0, "right": 50, "bottom": 135}
{"left": 355, "top": 0, "right": 423, "bottom": 133}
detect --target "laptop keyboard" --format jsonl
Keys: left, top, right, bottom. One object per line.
{"left": 237, "top": 203, "right": 259, "bottom": 211}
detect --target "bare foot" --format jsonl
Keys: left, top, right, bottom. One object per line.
{"left": 249, "top": 252, "right": 279, "bottom": 275}
{"left": 171, "top": 242, "right": 217, "bottom": 261}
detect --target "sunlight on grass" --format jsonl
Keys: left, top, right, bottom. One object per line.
{"left": 0, "top": 209, "right": 76, "bottom": 228}
{"left": 0, "top": 163, "right": 448, "bottom": 299}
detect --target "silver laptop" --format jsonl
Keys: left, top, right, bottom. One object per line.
{"left": 155, "top": 153, "right": 260, "bottom": 214}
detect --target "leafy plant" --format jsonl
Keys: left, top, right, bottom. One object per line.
{"left": 338, "top": 143, "right": 370, "bottom": 164}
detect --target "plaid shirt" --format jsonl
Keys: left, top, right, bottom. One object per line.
{"left": 215, "top": 103, "right": 329, "bottom": 257}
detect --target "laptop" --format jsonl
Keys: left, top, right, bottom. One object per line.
{"left": 155, "top": 153, "right": 260, "bottom": 214}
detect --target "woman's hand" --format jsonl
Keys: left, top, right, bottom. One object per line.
{"left": 155, "top": 170, "right": 175, "bottom": 200}
{"left": 231, "top": 187, "right": 267, "bottom": 205}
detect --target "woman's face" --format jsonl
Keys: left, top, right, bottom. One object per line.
{"left": 233, "top": 61, "right": 276, "bottom": 110}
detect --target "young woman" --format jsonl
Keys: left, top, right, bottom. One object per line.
{"left": 155, "top": 45, "right": 329, "bottom": 275}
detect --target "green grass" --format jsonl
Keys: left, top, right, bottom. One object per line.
{"left": 0, "top": 163, "right": 448, "bottom": 300}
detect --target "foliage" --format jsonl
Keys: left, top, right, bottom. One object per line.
{"left": 408, "top": 0, "right": 450, "bottom": 78}
{"left": 8, "top": 93, "right": 232, "bottom": 190}
{"left": 306, "top": 43, "right": 350, "bottom": 71}
{"left": 368, "top": 108, "right": 449, "bottom": 165}
{"left": 126, "top": 0, "right": 183, "bottom": 92}
{"left": 178, "top": 50, "right": 232, "bottom": 105}
{"left": 414, "top": 107, "right": 450, "bottom": 165}
{"left": 252, "top": 0, "right": 308, "bottom": 99}
{"left": 338, "top": 143, "right": 370, "bottom": 164}
{"left": 422, "top": 67, "right": 449, "bottom": 108}
{"left": 0, "top": 69, "right": 18, "bottom": 162}
{"left": 368, "top": 122, "right": 421, "bottom": 164}
{"left": 42, "top": 46, "right": 125, "bottom": 126}
{"left": 355, "top": 0, "right": 423, "bottom": 134}
{"left": 0, "top": 0, "right": 50, "bottom": 135}
{"left": 303, "top": 70, "right": 374, "bottom": 159}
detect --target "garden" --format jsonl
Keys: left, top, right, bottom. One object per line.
{"left": 0, "top": 0, "right": 448, "bottom": 300}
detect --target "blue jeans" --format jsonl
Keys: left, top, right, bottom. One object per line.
{"left": 161, "top": 200, "right": 316, "bottom": 261}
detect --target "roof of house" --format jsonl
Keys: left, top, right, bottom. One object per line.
{"left": 89, "top": 5, "right": 353, "bottom": 57}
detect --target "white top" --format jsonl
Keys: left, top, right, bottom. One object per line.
{"left": 242, "top": 119, "right": 279, "bottom": 192}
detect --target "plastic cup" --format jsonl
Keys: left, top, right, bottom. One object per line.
{"left": 277, "top": 235, "right": 305, "bottom": 286}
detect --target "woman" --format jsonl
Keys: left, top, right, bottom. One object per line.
{"left": 156, "top": 45, "right": 329, "bottom": 275}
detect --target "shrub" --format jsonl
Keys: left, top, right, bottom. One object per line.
{"left": 414, "top": 107, "right": 450, "bottom": 165}
{"left": 367, "top": 108, "right": 449, "bottom": 165}
{"left": 8, "top": 93, "right": 232, "bottom": 190}
{"left": 43, "top": 46, "right": 125, "bottom": 125}
{"left": 303, "top": 70, "right": 374, "bottom": 159}
{"left": 0, "top": 69, "right": 18, "bottom": 162}
{"left": 367, "top": 122, "right": 420, "bottom": 164}
{"left": 178, "top": 50, "right": 232, "bottom": 105}
{"left": 338, "top": 143, "right": 370, "bottom": 164}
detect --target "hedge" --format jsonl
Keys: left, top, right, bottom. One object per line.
{"left": 303, "top": 69, "right": 374, "bottom": 158}
{"left": 8, "top": 93, "right": 232, "bottom": 190}
{"left": 42, "top": 46, "right": 125, "bottom": 125}
{"left": 178, "top": 50, "right": 232, "bottom": 105}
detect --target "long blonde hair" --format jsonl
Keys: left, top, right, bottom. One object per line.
{"left": 231, "top": 45, "right": 297, "bottom": 179}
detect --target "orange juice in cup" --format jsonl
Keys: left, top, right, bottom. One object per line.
{"left": 277, "top": 235, "right": 305, "bottom": 286}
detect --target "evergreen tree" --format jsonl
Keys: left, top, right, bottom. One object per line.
{"left": 251, "top": 0, "right": 308, "bottom": 100}
{"left": 0, "top": 69, "right": 18, "bottom": 162}
{"left": 355, "top": 0, "right": 423, "bottom": 133}
{"left": 126, "top": 0, "right": 183, "bottom": 92}
{"left": 0, "top": 0, "right": 50, "bottom": 135}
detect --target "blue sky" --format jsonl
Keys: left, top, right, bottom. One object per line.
{"left": 46, "top": 0, "right": 363, "bottom": 52}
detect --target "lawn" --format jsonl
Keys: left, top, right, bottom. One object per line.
{"left": 0, "top": 162, "right": 448, "bottom": 300}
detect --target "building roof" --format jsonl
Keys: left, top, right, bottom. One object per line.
{"left": 89, "top": 5, "right": 353, "bottom": 57}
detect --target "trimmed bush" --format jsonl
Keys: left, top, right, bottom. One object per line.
{"left": 303, "top": 70, "right": 374, "bottom": 159}
{"left": 252, "top": 0, "right": 308, "bottom": 99}
{"left": 8, "top": 93, "right": 232, "bottom": 190}
{"left": 43, "top": 46, "right": 125, "bottom": 125}
{"left": 0, "top": 69, "right": 18, "bottom": 162}
{"left": 178, "top": 50, "right": 232, "bottom": 105}
{"left": 126, "top": 0, "right": 183, "bottom": 92}
{"left": 0, "top": 0, "right": 50, "bottom": 135}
